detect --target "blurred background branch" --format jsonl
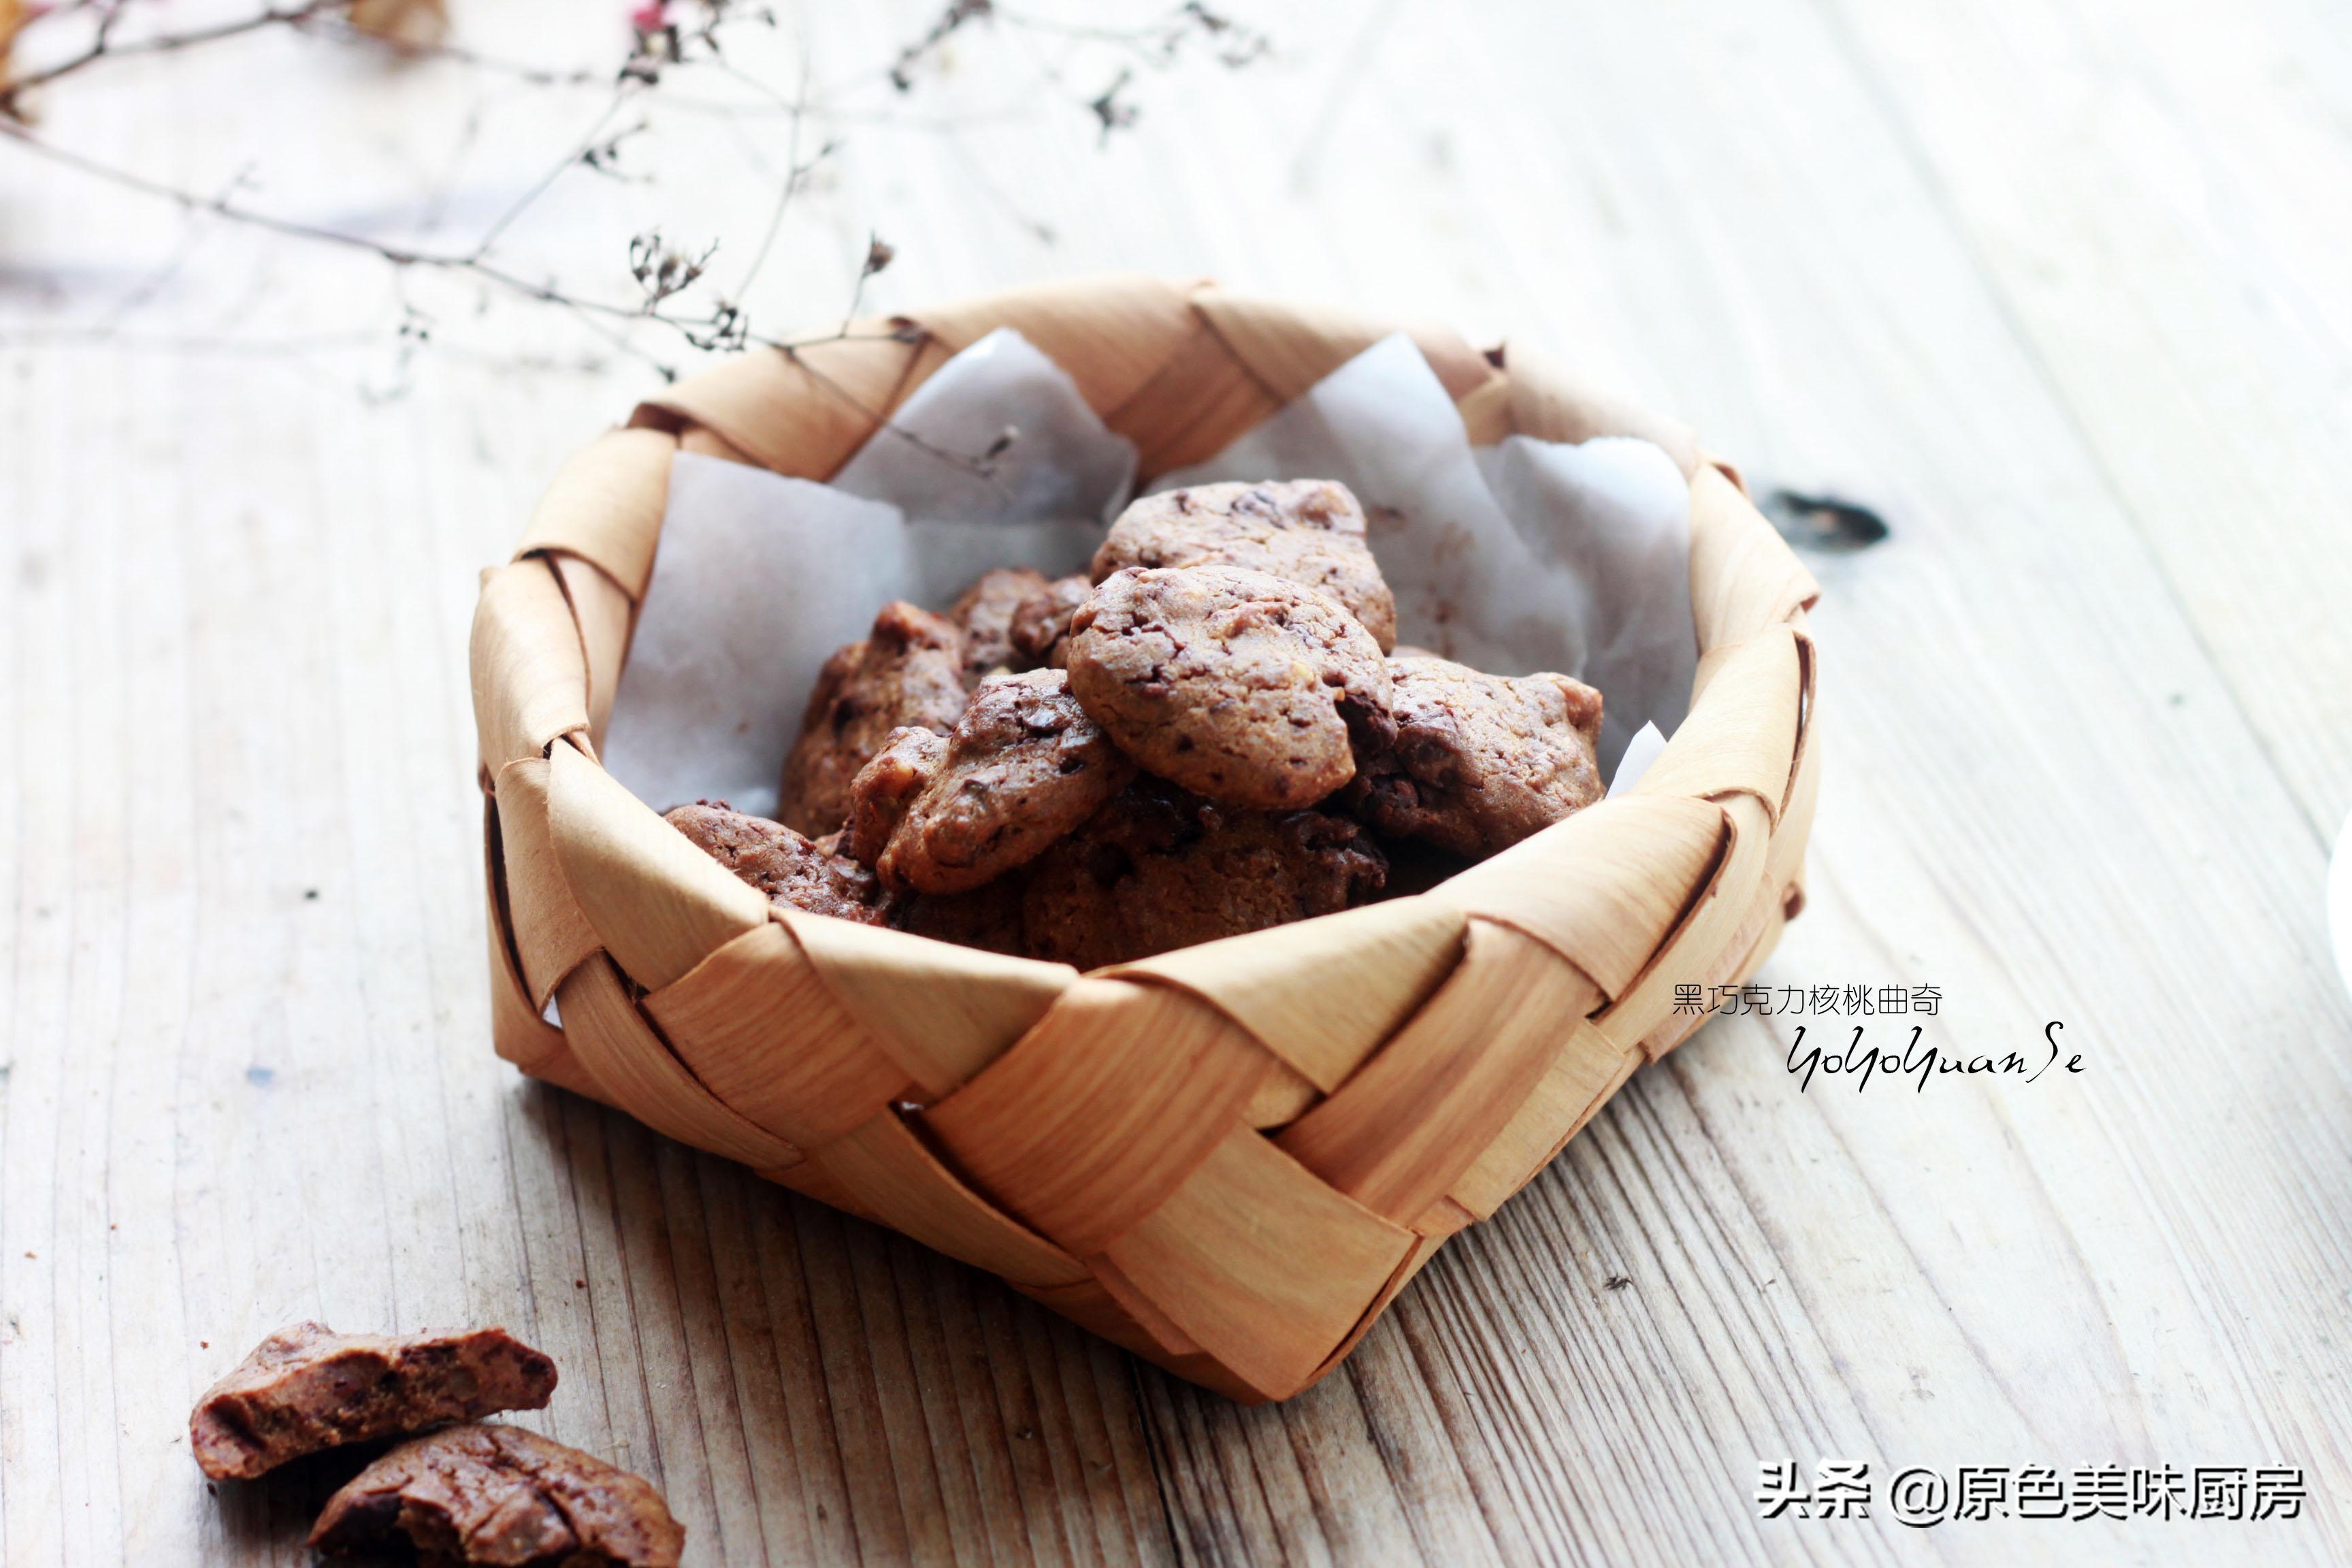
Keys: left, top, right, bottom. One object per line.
{"left": 0, "top": 0, "right": 1271, "bottom": 387}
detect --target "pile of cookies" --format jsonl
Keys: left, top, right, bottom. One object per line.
{"left": 667, "top": 480, "right": 1606, "bottom": 970}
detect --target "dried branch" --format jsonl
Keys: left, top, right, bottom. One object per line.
{"left": 0, "top": 114, "right": 840, "bottom": 379}
{"left": 1, "top": 1, "right": 344, "bottom": 116}
{"left": 1003, "top": 1, "right": 1270, "bottom": 69}
{"left": 888, "top": 0, "right": 993, "bottom": 93}
{"left": 578, "top": 119, "right": 653, "bottom": 180}
{"left": 839, "top": 232, "right": 894, "bottom": 334}
{"left": 1, "top": 0, "right": 604, "bottom": 118}
{"left": 1087, "top": 69, "right": 1137, "bottom": 142}
{"left": 0, "top": 0, "right": 1271, "bottom": 391}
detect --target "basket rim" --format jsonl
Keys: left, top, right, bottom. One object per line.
{"left": 485, "top": 272, "right": 1818, "bottom": 986}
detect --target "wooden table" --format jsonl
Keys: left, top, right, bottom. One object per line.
{"left": 3, "top": 1, "right": 2348, "bottom": 1562}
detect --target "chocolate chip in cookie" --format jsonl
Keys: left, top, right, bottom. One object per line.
{"left": 1007, "top": 572, "right": 1091, "bottom": 670}
{"left": 876, "top": 668, "right": 1138, "bottom": 895}
{"left": 777, "top": 601, "right": 969, "bottom": 837}
{"left": 1093, "top": 480, "right": 1398, "bottom": 652}
{"left": 949, "top": 566, "right": 1053, "bottom": 685}
{"left": 1022, "top": 779, "right": 1388, "bottom": 970}
{"left": 1346, "top": 655, "right": 1605, "bottom": 858}
{"left": 1066, "top": 564, "right": 1394, "bottom": 811}
{"left": 665, "top": 800, "right": 894, "bottom": 925}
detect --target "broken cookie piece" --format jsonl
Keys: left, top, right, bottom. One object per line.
{"left": 777, "top": 601, "right": 970, "bottom": 837}
{"left": 1092, "top": 480, "right": 1398, "bottom": 652}
{"left": 1022, "top": 779, "right": 1388, "bottom": 970}
{"left": 308, "top": 1423, "right": 683, "bottom": 1568}
{"left": 949, "top": 566, "right": 1053, "bottom": 685}
{"left": 875, "top": 669, "right": 1137, "bottom": 895}
{"left": 664, "top": 800, "right": 893, "bottom": 924}
{"left": 189, "top": 1323, "right": 557, "bottom": 1482}
{"left": 1347, "top": 655, "right": 1605, "bottom": 858}
{"left": 840, "top": 727, "right": 947, "bottom": 866}
{"left": 1066, "top": 565, "right": 1394, "bottom": 811}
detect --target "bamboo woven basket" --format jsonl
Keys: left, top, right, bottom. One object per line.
{"left": 471, "top": 275, "right": 1820, "bottom": 1404}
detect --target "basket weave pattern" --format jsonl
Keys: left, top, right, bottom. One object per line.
{"left": 471, "top": 276, "right": 1820, "bottom": 1403}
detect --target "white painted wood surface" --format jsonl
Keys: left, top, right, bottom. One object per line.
{"left": 2, "top": 1, "right": 2349, "bottom": 1563}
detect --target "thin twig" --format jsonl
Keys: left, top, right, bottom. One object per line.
{"left": 467, "top": 86, "right": 640, "bottom": 261}
{"left": 838, "top": 233, "right": 894, "bottom": 336}
{"left": 312, "top": 18, "right": 606, "bottom": 86}
{"left": 0, "top": 119, "right": 736, "bottom": 339}
{"left": 1, "top": 0, "right": 1271, "bottom": 398}
{"left": 0, "top": 1, "right": 350, "bottom": 115}
{"left": 0, "top": 112, "right": 937, "bottom": 394}
{"left": 732, "top": 47, "right": 818, "bottom": 301}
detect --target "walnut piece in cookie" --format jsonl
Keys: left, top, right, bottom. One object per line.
{"left": 664, "top": 800, "right": 892, "bottom": 924}
{"left": 949, "top": 566, "right": 1052, "bottom": 684}
{"left": 189, "top": 1323, "right": 557, "bottom": 1482}
{"left": 1022, "top": 780, "right": 1388, "bottom": 970}
{"left": 1347, "top": 655, "right": 1605, "bottom": 858}
{"left": 877, "top": 669, "right": 1138, "bottom": 895}
{"left": 1092, "top": 480, "right": 1398, "bottom": 652}
{"left": 1007, "top": 572, "right": 1091, "bottom": 669}
{"left": 777, "top": 601, "right": 969, "bottom": 836}
{"left": 841, "top": 727, "right": 946, "bottom": 866}
{"left": 1066, "top": 564, "right": 1394, "bottom": 811}
{"left": 308, "top": 1423, "right": 683, "bottom": 1567}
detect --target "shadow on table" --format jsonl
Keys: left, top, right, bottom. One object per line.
{"left": 208, "top": 1442, "right": 390, "bottom": 1563}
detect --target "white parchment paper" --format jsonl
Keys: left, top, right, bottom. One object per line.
{"left": 1159, "top": 333, "right": 1693, "bottom": 772}
{"left": 830, "top": 327, "right": 1138, "bottom": 606}
{"left": 1477, "top": 435, "right": 1695, "bottom": 770}
{"left": 1607, "top": 721, "right": 1669, "bottom": 798}
{"left": 598, "top": 463, "right": 909, "bottom": 819}
{"left": 604, "top": 327, "right": 1696, "bottom": 813}
{"left": 600, "top": 328, "right": 1137, "bottom": 817}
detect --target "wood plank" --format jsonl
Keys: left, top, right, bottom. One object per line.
{"left": 3, "top": 0, "right": 2351, "bottom": 1562}
{"left": 1814, "top": 0, "right": 2352, "bottom": 830}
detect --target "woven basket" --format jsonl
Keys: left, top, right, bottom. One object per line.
{"left": 470, "top": 275, "right": 1820, "bottom": 1403}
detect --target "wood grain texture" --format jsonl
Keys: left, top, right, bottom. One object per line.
{"left": 3, "top": 0, "right": 2349, "bottom": 1563}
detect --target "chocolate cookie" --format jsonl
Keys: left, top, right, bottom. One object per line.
{"left": 777, "top": 601, "right": 969, "bottom": 836}
{"left": 897, "top": 873, "right": 1030, "bottom": 956}
{"left": 949, "top": 566, "right": 1052, "bottom": 684}
{"left": 190, "top": 1323, "right": 557, "bottom": 1481}
{"left": 665, "top": 800, "right": 892, "bottom": 925}
{"left": 1347, "top": 655, "right": 1605, "bottom": 858}
{"left": 309, "top": 1424, "right": 683, "bottom": 1567}
{"left": 877, "top": 669, "right": 1137, "bottom": 895}
{"left": 1092, "top": 480, "right": 1398, "bottom": 652}
{"left": 1022, "top": 780, "right": 1388, "bottom": 970}
{"left": 1008, "top": 572, "right": 1092, "bottom": 669}
{"left": 841, "top": 727, "right": 947, "bottom": 866}
{"left": 1065, "top": 565, "right": 1394, "bottom": 811}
